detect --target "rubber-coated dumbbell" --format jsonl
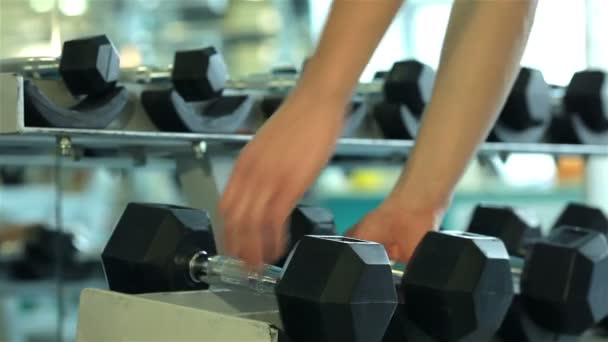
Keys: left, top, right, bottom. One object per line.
{"left": 551, "top": 202, "right": 608, "bottom": 332}
{"left": 551, "top": 202, "right": 608, "bottom": 236}
{"left": 490, "top": 67, "right": 552, "bottom": 143}
{"left": 103, "top": 203, "right": 514, "bottom": 342}
{"left": 102, "top": 202, "right": 394, "bottom": 342}
{"left": 550, "top": 70, "right": 608, "bottom": 144}
{"left": 381, "top": 227, "right": 515, "bottom": 342}
{"left": 274, "top": 204, "right": 336, "bottom": 267}
{"left": 0, "top": 35, "right": 128, "bottom": 129}
{"left": 139, "top": 47, "right": 256, "bottom": 133}
{"left": 468, "top": 205, "right": 608, "bottom": 341}
{"left": 7, "top": 225, "right": 95, "bottom": 281}
{"left": 374, "top": 60, "right": 435, "bottom": 140}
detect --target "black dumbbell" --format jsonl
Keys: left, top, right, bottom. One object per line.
{"left": 103, "top": 203, "right": 514, "bottom": 342}
{"left": 274, "top": 204, "right": 336, "bottom": 267}
{"left": 0, "top": 35, "right": 128, "bottom": 129}
{"left": 468, "top": 205, "right": 608, "bottom": 341}
{"left": 550, "top": 70, "right": 608, "bottom": 144}
{"left": 171, "top": 47, "right": 228, "bottom": 102}
{"left": 0, "top": 35, "right": 119, "bottom": 95}
{"left": 551, "top": 202, "right": 608, "bottom": 236}
{"left": 381, "top": 229, "right": 515, "bottom": 342}
{"left": 374, "top": 60, "right": 435, "bottom": 140}
{"left": 8, "top": 225, "right": 75, "bottom": 280}
{"left": 468, "top": 204, "right": 542, "bottom": 257}
{"left": 490, "top": 67, "right": 552, "bottom": 143}
{"left": 102, "top": 202, "right": 395, "bottom": 342}
{"left": 141, "top": 47, "right": 256, "bottom": 133}
{"left": 551, "top": 202, "right": 608, "bottom": 332}
{"left": 7, "top": 225, "right": 95, "bottom": 281}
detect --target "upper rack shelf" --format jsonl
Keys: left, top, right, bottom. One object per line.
{"left": 0, "top": 73, "right": 606, "bottom": 169}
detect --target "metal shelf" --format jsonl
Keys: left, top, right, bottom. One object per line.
{"left": 0, "top": 74, "right": 605, "bottom": 168}
{"left": 0, "top": 128, "right": 606, "bottom": 169}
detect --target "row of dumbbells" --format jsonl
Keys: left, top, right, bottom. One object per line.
{"left": 466, "top": 202, "right": 608, "bottom": 341}
{"left": 100, "top": 201, "right": 608, "bottom": 342}
{"left": 2, "top": 34, "right": 606, "bottom": 144}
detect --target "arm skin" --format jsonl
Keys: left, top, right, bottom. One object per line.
{"left": 298, "top": 0, "right": 538, "bottom": 208}
{"left": 219, "top": 0, "right": 538, "bottom": 268}
{"left": 287, "top": 0, "right": 404, "bottom": 115}
{"left": 392, "top": 0, "right": 538, "bottom": 209}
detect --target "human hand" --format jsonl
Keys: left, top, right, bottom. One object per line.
{"left": 219, "top": 91, "right": 346, "bottom": 270}
{"left": 346, "top": 191, "right": 448, "bottom": 263}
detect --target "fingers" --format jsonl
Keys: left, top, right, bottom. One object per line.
{"left": 240, "top": 228, "right": 264, "bottom": 272}
{"left": 346, "top": 216, "right": 395, "bottom": 256}
{"left": 219, "top": 159, "right": 295, "bottom": 270}
{"left": 219, "top": 159, "right": 250, "bottom": 257}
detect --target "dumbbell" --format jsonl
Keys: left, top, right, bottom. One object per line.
{"left": 0, "top": 35, "right": 129, "bottom": 129}
{"left": 139, "top": 47, "right": 257, "bottom": 134}
{"left": 7, "top": 225, "right": 95, "bottom": 281}
{"left": 103, "top": 202, "right": 514, "bottom": 342}
{"left": 550, "top": 70, "right": 608, "bottom": 144}
{"left": 468, "top": 205, "right": 608, "bottom": 341}
{"left": 373, "top": 60, "right": 434, "bottom": 140}
{"left": 490, "top": 67, "right": 552, "bottom": 143}
{"left": 274, "top": 204, "right": 336, "bottom": 267}
{"left": 551, "top": 202, "right": 608, "bottom": 332}
{"left": 551, "top": 202, "right": 608, "bottom": 236}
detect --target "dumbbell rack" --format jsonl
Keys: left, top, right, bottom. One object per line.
{"left": 1, "top": 72, "right": 608, "bottom": 341}
{"left": 1, "top": 72, "right": 608, "bottom": 249}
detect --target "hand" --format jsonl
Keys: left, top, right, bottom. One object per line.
{"left": 346, "top": 193, "right": 447, "bottom": 263}
{"left": 219, "top": 92, "right": 346, "bottom": 270}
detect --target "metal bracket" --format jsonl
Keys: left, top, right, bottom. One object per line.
{"left": 176, "top": 142, "right": 236, "bottom": 254}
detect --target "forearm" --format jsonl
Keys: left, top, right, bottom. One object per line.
{"left": 289, "top": 0, "right": 403, "bottom": 107}
{"left": 395, "top": 0, "right": 538, "bottom": 207}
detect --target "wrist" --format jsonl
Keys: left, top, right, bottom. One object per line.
{"left": 295, "top": 55, "right": 355, "bottom": 106}
{"left": 278, "top": 83, "right": 348, "bottom": 131}
{"left": 389, "top": 173, "right": 453, "bottom": 215}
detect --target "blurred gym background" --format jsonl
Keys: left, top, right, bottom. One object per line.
{"left": 0, "top": 0, "right": 607, "bottom": 341}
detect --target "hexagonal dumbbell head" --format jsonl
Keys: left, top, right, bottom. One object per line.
{"left": 402, "top": 231, "right": 514, "bottom": 341}
{"left": 521, "top": 226, "right": 608, "bottom": 334}
{"left": 499, "top": 67, "right": 551, "bottom": 130}
{"left": 59, "top": 35, "right": 120, "bottom": 96}
{"left": 552, "top": 202, "right": 608, "bottom": 236}
{"left": 276, "top": 236, "right": 397, "bottom": 342}
{"left": 564, "top": 70, "right": 608, "bottom": 129}
{"left": 275, "top": 205, "right": 337, "bottom": 267}
{"left": 172, "top": 47, "right": 228, "bottom": 101}
{"left": 467, "top": 204, "right": 542, "bottom": 257}
{"left": 101, "top": 203, "right": 216, "bottom": 294}
{"left": 383, "top": 60, "right": 435, "bottom": 115}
